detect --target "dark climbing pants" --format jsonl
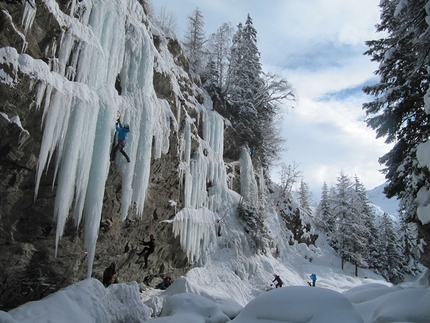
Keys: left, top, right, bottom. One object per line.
{"left": 111, "top": 141, "right": 130, "bottom": 162}
{"left": 139, "top": 247, "right": 153, "bottom": 267}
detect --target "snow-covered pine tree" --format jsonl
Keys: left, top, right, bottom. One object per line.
{"left": 226, "top": 15, "right": 264, "bottom": 148}
{"left": 202, "top": 58, "right": 220, "bottom": 100}
{"left": 399, "top": 220, "right": 421, "bottom": 276}
{"left": 183, "top": 8, "right": 206, "bottom": 76}
{"left": 331, "top": 172, "right": 355, "bottom": 270}
{"left": 366, "top": 218, "right": 381, "bottom": 274}
{"left": 315, "top": 182, "right": 335, "bottom": 233}
{"left": 378, "top": 213, "right": 405, "bottom": 282}
{"left": 297, "top": 180, "right": 316, "bottom": 244}
{"left": 218, "top": 15, "right": 294, "bottom": 167}
{"left": 349, "top": 176, "right": 371, "bottom": 276}
{"left": 297, "top": 180, "right": 312, "bottom": 213}
{"left": 363, "top": 0, "right": 430, "bottom": 226}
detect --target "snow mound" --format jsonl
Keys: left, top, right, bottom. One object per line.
{"left": 145, "top": 276, "right": 242, "bottom": 319}
{"left": 151, "top": 293, "right": 230, "bottom": 323}
{"left": 343, "top": 283, "right": 396, "bottom": 304}
{"left": 347, "top": 284, "right": 430, "bottom": 323}
{"left": 231, "top": 286, "right": 364, "bottom": 323}
{"left": 2, "top": 279, "right": 150, "bottom": 323}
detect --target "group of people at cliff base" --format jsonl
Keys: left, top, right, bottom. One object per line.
{"left": 102, "top": 234, "right": 156, "bottom": 287}
{"left": 272, "top": 273, "right": 317, "bottom": 288}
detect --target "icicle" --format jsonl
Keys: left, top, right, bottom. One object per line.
{"left": 10, "top": 115, "right": 30, "bottom": 148}
{"left": 171, "top": 207, "right": 218, "bottom": 261}
{"left": 239, "top": 144, "right": 259, "bottom": 203}
{"left": 21, "top": 1, "right": 36, "bottom": 35}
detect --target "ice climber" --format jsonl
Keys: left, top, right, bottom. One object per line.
{"left": 272, "top": 274, "right": 283, "bottom": 288}
{"left": 138, "top": 234, "right": 155, "bottom": 268}
{"left": 111, "top": 116, "right": 130, "bottom": 163}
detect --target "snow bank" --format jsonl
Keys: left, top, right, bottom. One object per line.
{"left": 346, "top": 283, "right": 430, "bottom": 323}
{"left": 151, "top": 293, "right": 230, "bottom": 323}
{"left": 145, "top": 276, "right": 242, "bottom": 319}
{"left": 231, "top": 286, "right": 364, "bottom": 323}
{"left": 2, "top": 279, "right": 150, "bottom": 323}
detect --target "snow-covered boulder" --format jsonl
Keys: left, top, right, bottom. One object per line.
{"left": 346, "top": 283, "right": 430, "bottom": 323}
{"left": 145, "top": 276, "right": 242, "bottom": 319}
{"left": 231, "top": 286, "right": 364, "bottom": 323}
{"left": 4, "top": 278, "right": 150, "bottom": 323}
{"left": 151, "top": 293, "right": 230, "bottom": 323}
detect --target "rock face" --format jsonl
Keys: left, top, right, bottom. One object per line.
{"left": 0, "top": 0, "right": 191, "bottom": 310}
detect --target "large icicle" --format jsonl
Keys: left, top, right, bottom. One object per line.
{"left": 239, "top": 144, "right": 259, "bottom": 203}
{"left": 171, "top": 207, "right": 218, "bottom": 262}
{"left": 172, "top": 103, "right": 235, "bottom": 263}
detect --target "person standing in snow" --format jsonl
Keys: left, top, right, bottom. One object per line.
{"left": 310, "top": 273, "right": 317, "bottom": 287}
{"left": 103, "top": 262, "right": 118, "bottom": 287}
{"left": 111, "top": 115, "right": 130, "bottom": 163}
{"left": 272, "top": 274, "right": 283, "bottom": 288}
{"left": 138, "top": 234, "right": 155, "bottom": 268}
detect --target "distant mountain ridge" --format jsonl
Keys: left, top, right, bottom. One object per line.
{"left": 366, "top": 182, "right": 400, "bottom": 221}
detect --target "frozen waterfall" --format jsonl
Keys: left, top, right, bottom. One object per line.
{"left": 0, "top": 0, "right": 263, "bottom": 273}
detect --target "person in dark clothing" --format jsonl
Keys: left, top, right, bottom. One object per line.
{"left": 138, "top": 234, "right": 155, "bottom": 268}
{"left": 111, "top": 116, "right": 130, "bottom": 163}
{"left": 157, "top": 276, "right": 172, "bottom": 290}
{"left": 103, "top": 262, "right": 118, "bottom": 287}
{"left": 272, "top": 274, "right": 283, "bottom": 288}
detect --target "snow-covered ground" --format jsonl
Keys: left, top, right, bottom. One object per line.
{"left": 2, "top": 232, "right": 429, "bottom": 323}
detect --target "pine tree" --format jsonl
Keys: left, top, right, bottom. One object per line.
{"left": 349, "top": 176, "right": 371, "bottom": 276}
{"left": 225, "top": 15, "right": 293, "bottom": 166}
{"left": 202, "top": 59, "right": 220, "bottom": 99}
{"left": 331, "top": 172, "right": 355, "bottom": 269}
{"left": 378, "top": 213, "right": 405, "bottom": 282}
{"left": 399, "top": 220, "right": 421, "bottom": 276}
{"left": 226, "top": 15, "right": 264, "bottom": 148}
{"left": 316, "top": 182, "right": 335, "bottom": 233}
{"left": 363, "top": 0, "right": 430, "bottom": 225}
{"left": 183, "top": 8, "right": 206, "bottom": 76}
{"left": 297, "top": 180, "right": 312, "bottom": 214}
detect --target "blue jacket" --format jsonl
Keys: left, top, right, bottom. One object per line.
{"left": 310, "top": 274, "right": 317, "bottom": 281}
{"left": 116, "top": 122, "right": 130, "bottom": 141}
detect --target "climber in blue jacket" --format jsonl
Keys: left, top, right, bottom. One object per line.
{"left": 111, "top": 115, "right": 130, "bottom": 163}
{"left": 310, "top": 273, "right": 317, "bottom": 287}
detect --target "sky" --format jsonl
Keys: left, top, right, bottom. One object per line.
{"left": 151, "top": 0, "right": 390, "bottom": 197}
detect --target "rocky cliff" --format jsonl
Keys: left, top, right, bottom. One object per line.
{"left": 0, "top": 0, "right": 211, "bottom": 310}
